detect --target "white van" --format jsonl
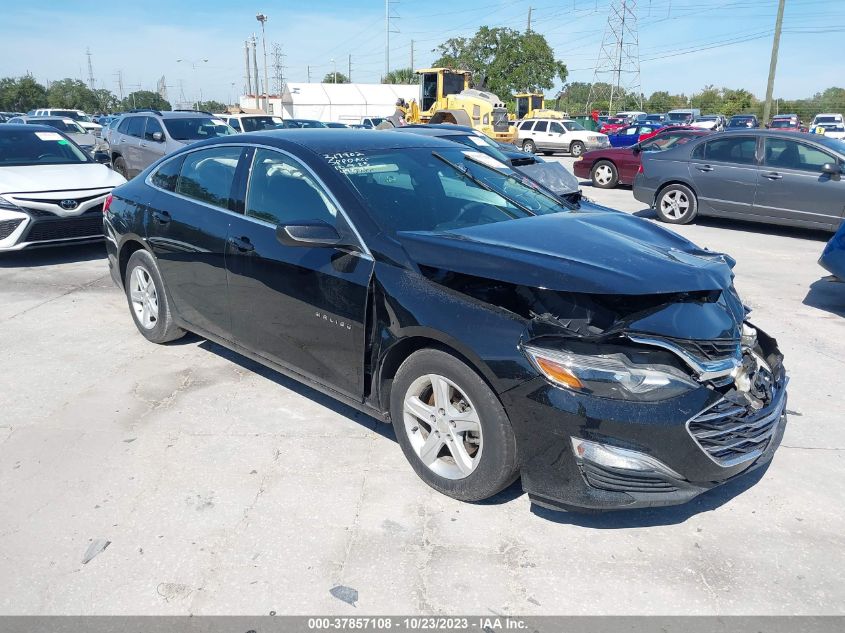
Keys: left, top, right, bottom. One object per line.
{"left": 666, "top": 108, "right": 701, "bottom": 124}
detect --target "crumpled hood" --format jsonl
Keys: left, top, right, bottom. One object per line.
{"left": 0, "top": 163, "right": 125, "bottom": 194}
{"left": 397, "top": 210, "right": 735, "bottom": 295}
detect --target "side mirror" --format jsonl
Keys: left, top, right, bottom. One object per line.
{"left": 93, "top": 150, "right": 111, "bottom": 164}
{"left": 152, "top": 131, "right": 164, "bottom": 142}
{"left": 821, "top": 163, "right": 842, "bottom": 176}
{"left": 276, "top": 220, "right": 345, "bottom": 248}
{"left": 632, "top": 145, "right": 641, "bottom": 155}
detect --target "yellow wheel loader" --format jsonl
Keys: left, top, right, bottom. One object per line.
{"left": 513, "top": 93, "right": 568, "bottom": 120}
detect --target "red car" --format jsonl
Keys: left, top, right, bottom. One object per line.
{"left": 598, "top": 116, "right": 629, "bottom": 134}
{"left": 573, "top": 128, "right": 710, "bottom": 189}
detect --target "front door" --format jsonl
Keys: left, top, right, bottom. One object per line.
{"left": 138, "top": 116, "right": 167, "bottom": 169}
{"left": 754, "top": 137, "right": 845, "bottom": 230}
{"left": 146, "top": 144, "right": 246, "bottom": 340}
{"left": 688, "top": 135, "right": 759, "bottom": 216}
{"left": 225, "top": 147, "right": 373, "bottom": 398}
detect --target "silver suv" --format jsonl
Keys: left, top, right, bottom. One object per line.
{"left": 109, "top": 110, "right": 233, "bottom": 178}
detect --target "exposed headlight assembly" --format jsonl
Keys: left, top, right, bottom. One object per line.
{"left": 523, "top": 344, "right": 698, "bottom": 402}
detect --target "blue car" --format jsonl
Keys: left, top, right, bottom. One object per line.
{"left": 820, "top": 221, "right": 845, "bottom": 280}
{"left": 606, "top": 123, "right": 664, "bottom": 147}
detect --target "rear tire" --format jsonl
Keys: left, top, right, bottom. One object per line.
{"left": 569, "top": 141, "right": 586, "bottom": 157}
{"left": 590, "top": 160, "right": 619, "bottom": 188}
{"left": 390, "top": 349, "right": 519, "bottom": 502}
{"left": 113, "top": 156, "right": 129, "bottom": 179}
{"left": 655, "top": 183, "right": 698, "bottom": 224}
{"left": 124, "top": 249, "right": 185, "bottom": 344}
{"left": 521, "top": 139, "right": 536, "bottom": 154}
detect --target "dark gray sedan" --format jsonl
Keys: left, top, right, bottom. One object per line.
{"left": 633, "top": 130, "right": 845, "bottom": 231}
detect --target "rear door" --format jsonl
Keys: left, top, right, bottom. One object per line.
{"left": 754, "top": 136, "right": 845, "bottom": 230}
{"left": 146, "top": 144, "right": 246, "bottom": 340}
{"left": 688, "top": 135, "right": 759, "bottom": 217}
{"left": 531, "top": 120, "right": 551, "bottom": 149}
{"left": 225, "top": 147, "right": 374, "bottom": 398}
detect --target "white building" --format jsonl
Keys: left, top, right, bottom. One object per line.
{"left": 240, "top": 82, "right": 418, "bottom": 124}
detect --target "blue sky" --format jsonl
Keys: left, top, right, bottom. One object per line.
{"left": 1, "top": 0, "right": 842, "bottom": 105}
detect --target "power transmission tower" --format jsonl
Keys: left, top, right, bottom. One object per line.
{"left": 271, "top": 42, "right": 286, "bottom": 96}
{"left": 586, "top": 0, "right": 642, "bottom": 114}
{"left": 86, "top": 47, "right": 96, "bottom": 90}
{"left": 114, "top": 70, "right": 125, "bottom": 101}
{"left": 385, "top": 0, "right": 400, "bottom": 80}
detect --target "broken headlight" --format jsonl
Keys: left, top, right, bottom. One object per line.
{"left": 523, "top": 344, "right": 699, "bottom": 402}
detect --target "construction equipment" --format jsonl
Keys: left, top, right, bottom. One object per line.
{"left": 513, "top": 92, "right": 567, "bottom": 120}
{"left": 401, "top": 68, "right": 517, "bottom": 143}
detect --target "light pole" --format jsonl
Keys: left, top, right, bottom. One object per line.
{"left": 256, "top": 13, "right": 270, "bottom": 113}
{"left": 331, "top": 58, "right": 337, "bottom": 83}
{"left": 176, "top": 58, "right": 208, "bottom": 109}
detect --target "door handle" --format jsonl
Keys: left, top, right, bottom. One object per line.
{"left": 763, "top": 172, "right": 782, "bottom": 180}
{"left": 696, "top": 165, "right": 715, "bottom": 172}
{"left": 228, "top": 236, "right": 255, "bottom": 252}
{"left": 152, "top": 210, "right": 171, "bottom": 224}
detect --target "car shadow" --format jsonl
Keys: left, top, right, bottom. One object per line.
{"left": 529, "top": 462, "right": 770, "bottom": 528}
{"left": 803, "top": 276, "right": 845, "bottom": 317}
{"left": 0, "top": 242, "right": 106, "bottom": 267}
{"left": 195, "top": 339, "right": 396, "bottom": 441}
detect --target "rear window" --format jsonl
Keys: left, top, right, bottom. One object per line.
{"left": 0, "top": 128, "right": 90, "bottom": 166}
{"left": 175, "top": 146, "right": 242, "bottom": 208}
{"left": 162, "top": 117, "right": 233, "bottom": 141}
{"left": 150, "top": 155, "right": 185, "bottom": 191}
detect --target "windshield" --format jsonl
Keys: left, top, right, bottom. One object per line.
{"left": 163, "top": 117, "right": 233, "bottom": 140}
{"left": 566, "top": 121, "right": 585, "bottom": 131}
{"left": 729, "top": 117, "right": 755, "bottom": 127}
{"left": 815, "top": 116, "right": 840, "bottom": 124}
{"left": 241, "top": 116, "right": 284, "bottom": 132}
{"left": 667, "top": 112, "right": 690, "bottom": 121}
{"left": 0, "top": 128, "right": 90, "bottom": 166}
{"left": 326, "top": 147, "right": 570, "bottom": 236}
{"left": 770, "top": 119, "right": 797, "bottom": 128}
{"left": 37, "top": 119, "right": 86, "bottom": 134}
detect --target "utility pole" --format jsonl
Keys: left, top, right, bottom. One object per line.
{"left": 307, "top": 65, "right": 311, "bottom": 83}
{"left": 527, "top": 6, "right": 532, "bottom": 33}
{"left": 762, "top": 0, "right": 786, "bottom": 125}
{"left": 331, "top": 58, "right": 337, "bottom": 83}
{"left": 410, "top": 39, "right": 414, "bottom": 70}
{"left": 86, "top": 47, "right": 96, "bottom": 90}
{"left": 348, "top": 54, "right": 352, "bottom": 83}
{"left": 251, "top": 35, "right": 260, "bottom": 110}
{"left": 256, "top": 13, "right": 270, "bottom": 112}
{"left": 244, "top": 40, "right": 253, "bottom": 98}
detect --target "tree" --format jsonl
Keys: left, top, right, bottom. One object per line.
{"left": 121, "top": 91, "right": 171, "bottom": 111}
{"left": 383, "top": 68, "right": 416, "bottom": 85}
{"left": 433, "top": 27, "right": 567, "bottom": 99}
{"left": 322, "top": 72, "right": 349, "bottom": 84}
{"left": 92, "top": 88, "right": 120, "bottom": 113}
{"left": 721, "top": 88, "right": 756, "bottom": 117}
{"left": 646, "top": 90, "right": 688, "bottom": 112}
{"left": 0, "top": 75, "right": 48, "bottom": 112}
{"left": 47, "top": 78, "right": 100, "bottom": 111}
{"left": 196, "top": 100, "right": 227, "bottom": 113}
{"left": 690, "top": 85, "right": 721, "bottom": 113}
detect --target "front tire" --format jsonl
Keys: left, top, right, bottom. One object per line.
{"left": 569, "top": 141, "right": 586, "bottom": 156}
{"left": 113, "top": 156, "right": 129, "bottom": 179}
{"left": 390, "top": 349, "right": 519, "bottom": 502}
{"left": 124, "top": 249, "right": 185, "bottom": 344}
{"left": 655, "top": 183, "right": 698, "bottom": 224}
{"left": 591, "top": 160, "right": 618, "bottom": 188}
{"left": 521, "top": 139, "right": 536, "bottom": 154}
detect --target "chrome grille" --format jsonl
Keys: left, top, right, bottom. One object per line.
{"left": 687, "top": 386, "right": 785, "bottom": 467}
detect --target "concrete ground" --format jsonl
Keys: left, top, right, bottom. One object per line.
{"left": 1, "top": 157, "right": 843, "bottom": 615}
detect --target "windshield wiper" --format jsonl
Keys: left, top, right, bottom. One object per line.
{"left": 431, "top": 151, "right": 535, "bottom": 217}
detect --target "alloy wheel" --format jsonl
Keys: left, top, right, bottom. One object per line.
{"left": 130, "top": 265, "right": 159, "bottom": 330}
{"left": 402, "top": 374, "right": 483, "bottom": 479}
{"left": 660, "top": 190, "right": 690, "bottom": 220}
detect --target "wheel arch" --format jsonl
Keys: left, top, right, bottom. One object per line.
{"left": 653, "top": 178, "right": 698, "bottom": 206}
{"left": 117, "top": 237, "right": 150, "bottom": 287}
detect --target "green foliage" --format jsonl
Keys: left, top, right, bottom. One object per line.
{"left": 121, "top": 91, "right": 172, "bottom": 111}
{"left": 0, "top": 75, "right": 48, "bottom": 111}
{"left": 47, "top": 78, "right": 101, "bottom": 111}
{"left": 383, "top": 68, "right": 416, "bottom": 85}
{"left": 196, "top": 100, "right": 227, "bottom": 113}
{"left": 93, "top": 89, "right": 120, "bottom": 113}
{"left": 322, "top": 72, "right": 349, "bottom": 84}
{"left": 433, "top": 26, "right": 567, "bottom": 99}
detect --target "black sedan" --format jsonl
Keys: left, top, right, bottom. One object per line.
{"left": 105, "top": 130, "right": 787, "bottom": 512}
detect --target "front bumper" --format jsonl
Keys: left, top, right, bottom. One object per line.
{"left": 585, "top": 138, "right": 610, "bottom": 150}
{"left": 572, "top": 158, "right": 590, "bottom": 180}
{"left": 0, "top": 193, "right": 110, "bottom": 252}
{"left": 501, "top": 376, "right": 787, "bottom": 512}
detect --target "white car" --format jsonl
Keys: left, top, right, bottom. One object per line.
{"left": 216, "top": 113, "right": 283, "bottom": 133}
{"left": 810, "top": 113, "right": 843, "bottom": 128}
{"left": 33, "top": 109, "right": 103, "bottom": 136}
{"left": 0, "top": 124, "right": 125, "bottom": 251}
{"left": 690, "top": 115, "right": 726, "bottom": 131}
{"left": 814, "top": 123, "right": 845, "bottom": 140}
{"left": 516, "top": 118, "right": 609, "bottom": 157}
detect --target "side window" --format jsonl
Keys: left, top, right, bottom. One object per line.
{"left": 117, "top": 117, "right": 132, "bottom": 134}
{"left": 150, "top": 155, "right": 185, "bottom": 192}
{"left": 519, "top": 121, "right": 534, "bottom": 131}
{"left": 764, "top": 138, "right": 835, "bottom": 172}
{"left": 703, "top": 137, "right": 756, "bottom": 165}
{"left": 624, "top": 126, "right": 639, "bottom": 136}
{"left": 176, "top": 146, "right": 243, "bottom": 209}
{"left": 126, "top": 116, "right": 146, "bottom": 138}
{"left": 691, "top": 142, "right": 705, "bottom": 159}
{"left": 145, "top": 117, "right": 164, "bottom": 141}
{"left": 549, "top": 122, "right": 565, "bottom": 134}
{"left": 534, "top": 121, "right": 548, "bottom": 132}
{"left": 245, "top": 149, "right": 339, "bottom": 226}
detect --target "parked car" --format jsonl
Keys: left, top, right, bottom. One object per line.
{"left": 104, "top": 129, "right": 787, "bottom": 512}
{"left": 810, "top": 113, "right": 844, "bottom": 129}
{"left": 819, "top": 220, "right": 845, "bottom": 280}
{"left": 633, "top": 129, "right": 845, "bottom": 231}
{"left": 667, "top": 108, "right": 701, "bottom": 124}
{"left": 359, "top": 117, "right": 387, "bottom": 129}
{"left": 279, "top": 119, "right": 328, "bottom": 129}
{"left": 109, "top": 109, "right": 233, "bottom": 179}
{"left": 325, "top": 122, "right": 350, "bottom": 128}
{"left": 813, "top": 123, "right": 845, "bottom": 140}
{"left": 391, "top": 124, "right": 582, "bottom": 203}
{"left": 727, "top": 114, "right": 760, "bottom": 129}
{"left": 218, "top": 113, "right": 285, "bottom": 133}
{"left": 100, "top": 114, "right": 124, "bottom": 147}
{"left": 598, "top": 116, "right": 628, "bottom": 134}
{"left": 32, "top": 109, "right": 102, "bottom": 135}
{"left": 6, "top": 116, "right": 103, "bottom": 155}
{"left": 644, "top": 113, "right": 668, "bottom": 124}
{"left": 615, "top": 110, "right": 647, "bottom": 122}
{"left": 517, "top": 118, "right": 609, "bottom": 156}
{"left": 605, "top": 123, "right": 665, "bottom": 147}
{"left": 0, "top": 124, "right": 125, "bottom": 251}
{"left": 768, "top": 115, "right": 804, "bottom": 132}
{"left": 574, "top": 128, "right": 711, "bottom": 188}
{"left": 691, "top": 115, "right": 726, "bottom": 131}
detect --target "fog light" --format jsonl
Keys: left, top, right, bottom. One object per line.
{"left": 571, "top": 437, "right": 683, "bottom": 478}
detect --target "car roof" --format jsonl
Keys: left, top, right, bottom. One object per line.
{"left": 211, "top": 129, "right": 468, "bottom": 153}
{"left": 0, "top": 123, "right": 67, "bottom": 133}
{"left": 124, "top": 111, "right": 216, "bottom": 119}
